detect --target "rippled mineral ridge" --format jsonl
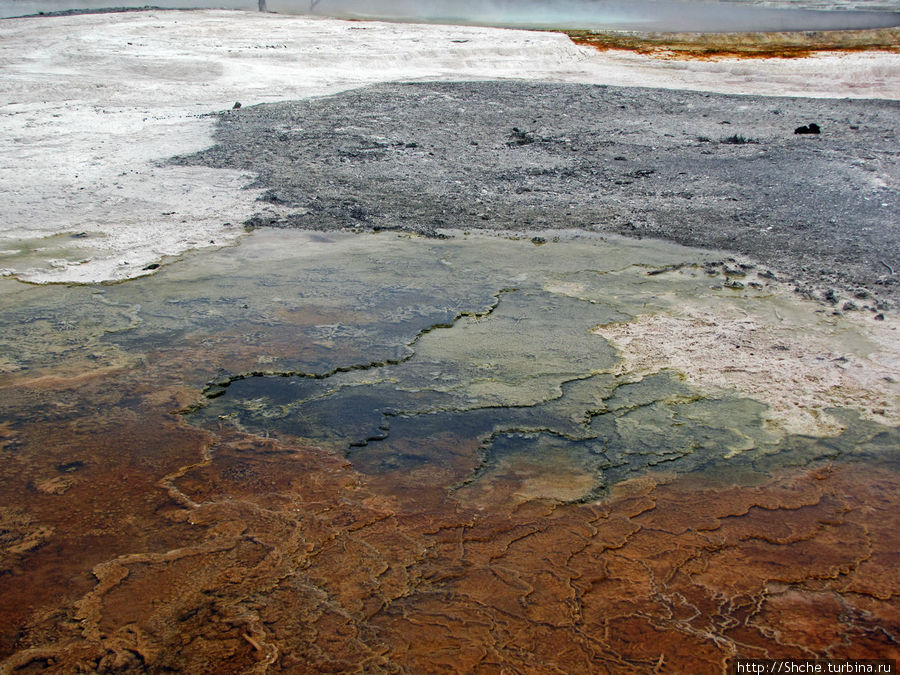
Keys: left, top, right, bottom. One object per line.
{"left": 1, "top": 229, "right": 898, "bottom": 672}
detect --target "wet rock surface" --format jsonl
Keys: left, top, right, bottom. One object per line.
{"left": 174, "top": 81, "right": 900, "bottom": 307}
{"left": 1, "top": 231, "right": 898, "bottom": 671}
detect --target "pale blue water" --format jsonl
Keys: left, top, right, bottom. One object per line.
{"left": 2, "top": 0, "right": 899, "bottom": 29}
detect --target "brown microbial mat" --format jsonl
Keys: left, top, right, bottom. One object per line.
{"left": 0, "top": 230, "right": 898, "bottom": 673}
{"left": 566, "top": 27, "right": 900, "bottom": 59}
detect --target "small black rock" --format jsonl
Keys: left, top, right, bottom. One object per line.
{"left": 794, "top": 123, "right": 820, "bottom": 135}
{"left": 508, "top": 127, "right": 536, "bottom": 146}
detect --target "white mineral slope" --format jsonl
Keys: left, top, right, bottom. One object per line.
{"left": 1, "top": 9, "right": 898, "bottom": 282}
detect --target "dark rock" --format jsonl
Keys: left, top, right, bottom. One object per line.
{"left": 507, "top": 127, "right": 536, "bottom": 146}
{"left": 794, "top": 123, "right": 821, "bottom": 134}
{"left": 257, "top": 189, "right": 288, "bottom": 204}
{"left": 721, "top": 134, "right": 757, "bottom": 144}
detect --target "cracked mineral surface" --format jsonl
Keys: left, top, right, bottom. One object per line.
{"left": 0, "top": 230, "right": 897, "bottom": 672}
{"left": 2, "top": 8, "right": 900, "bottom": 673}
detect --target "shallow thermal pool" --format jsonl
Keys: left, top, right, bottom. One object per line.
{"left": 3, "top": 228, "right": 896, "bottom": 505}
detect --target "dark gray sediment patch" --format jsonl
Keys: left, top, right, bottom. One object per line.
{"left": 172, "top": 81, "right": 899, "bottom": 309}
{"left": 3, "top": 6, "right": 167, "bottom": 19}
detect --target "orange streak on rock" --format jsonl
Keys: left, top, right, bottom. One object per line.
{"left": 566, "top": 28, "right": 900, "bottom": 60}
